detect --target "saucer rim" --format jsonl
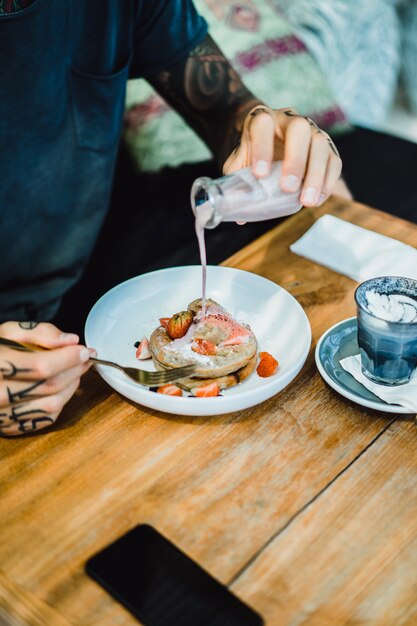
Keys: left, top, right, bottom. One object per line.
{"left": 315, "top": 316, "right": 414, "bottom": 415}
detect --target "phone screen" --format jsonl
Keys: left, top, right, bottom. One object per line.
{"left": 86, "top": 524, "right": 264, "bottom": 626}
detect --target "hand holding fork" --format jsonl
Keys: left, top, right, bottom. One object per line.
{"left": 0, "top": 322, "right": 194, "bottom": 437}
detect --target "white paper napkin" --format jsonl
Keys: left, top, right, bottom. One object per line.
{"left": 290, "top": 214, "right": 417, "bottom": 282}
{"left": 340, "top": 354, "right": 417, "bottom": 412}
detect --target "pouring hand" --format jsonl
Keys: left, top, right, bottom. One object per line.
{"left": 223, "top": 105, "right": 343, "bottom": 207}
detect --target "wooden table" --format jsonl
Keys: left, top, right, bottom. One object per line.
{"left": 1, "top": 198, "right": 416, "bottom": 626}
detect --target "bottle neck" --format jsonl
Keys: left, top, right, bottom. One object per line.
{"left": 191, "top": 177, "right": 224, "bottom": 229}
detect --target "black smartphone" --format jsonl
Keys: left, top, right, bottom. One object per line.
{"left": 86, "top": 524, "right": 264, "bottom": 626}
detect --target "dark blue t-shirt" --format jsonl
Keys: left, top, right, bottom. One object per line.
{"left": 0, "top": 0, "right": 207, "bottom": 321}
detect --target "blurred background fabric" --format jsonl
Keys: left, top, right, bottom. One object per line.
{"left": 124, "top": 0, "right": 350, "bottom": 173}
{"left": 123, "top": 0, "right": 417, "bottom": 172}
{"left": 273, "top": 0, "right": 402, "bottom": 128}
{"left": 399, "top": 0, "right": 417, "bottom": 115}
{"left": 275, "top": 0, "right": 417, "bottom": 128}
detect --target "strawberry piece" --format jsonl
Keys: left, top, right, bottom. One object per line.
{"left": 191, "top": 338, "right": 217, "bottom": 356}
{"left": 166, "top": 311, "right": 193, "bottom": 339}
{"left": 192, "top": 382, "right": 220, "bottom": 397}
{"left": 135, "top": 336, "right": 151, "bottom": 360}
{"left": 157, "top": 384, "right": 183, "bottom": 397}
{"left": 256, "top": 351, "right": 279, "bottom": 377}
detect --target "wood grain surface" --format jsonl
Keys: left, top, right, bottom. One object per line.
{"left": 232, "top": 419, "right": 417, "bottom": 626}
{"left": 0, "top": 197, "right": 416, "bottom": 625}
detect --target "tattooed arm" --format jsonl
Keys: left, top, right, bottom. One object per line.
{"left": 149, "top": 35, "right": 261, "bottom": 169}
{"left": 149, "top": 34, "right": 343, "bottom": 206}
{"left": 0, "top": 322, "right": 95, "bottom": 436}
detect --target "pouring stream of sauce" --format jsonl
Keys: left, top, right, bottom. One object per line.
{"left": 195, "top": 201, "right": 213, "bottom": 317}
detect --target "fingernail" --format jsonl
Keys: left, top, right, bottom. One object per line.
{"left": 282, "top": 174, "right": 300, "bottom": 192}
{"left": 302, "top": 187, "right": 318, "bottom": 205}
{"left": 80, "top": 348, "right": 90, "bottom": 362}
{"left": 89, "top": 348, "right": 98, "bottom": 358}
{"left": 60, "top": 332, "right": 79, "bottom": 343}
{"left": 318, "top": 193, "right": 327, "bottom": 205}
{"left": 254, "top": 160, "right": 270, "bottom": 177}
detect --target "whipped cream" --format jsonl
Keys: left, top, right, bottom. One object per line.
{"left": 166, "top": 341, "right": 214, "bottom": 365}
{"left": 365, "top": 289, "right": 417, "bottom": 323}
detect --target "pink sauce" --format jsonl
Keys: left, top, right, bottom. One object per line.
{"left": 196, "top": 306, "right": 251, "bottom": 341}
{"left": 194, "top": 202, "right": 212, "bottom": 317}
{"left": 169, "top": 322, "right": 196, "bottom": 350}
{"left": 194, "top": 203, "right": 251, "bottom": 341}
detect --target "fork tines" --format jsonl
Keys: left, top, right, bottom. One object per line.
{"left": 144, "top": 365, "right": 195, "bottom": 386}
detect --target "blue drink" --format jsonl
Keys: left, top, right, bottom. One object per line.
{"left": 355, "top": 276, "right": 417, "bottom": 386}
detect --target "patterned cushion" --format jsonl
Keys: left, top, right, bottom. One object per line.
{"left": 400, "top": 1, "right": 417, "bottom": 115}
{"left": 124, "top": 0, "right": 349, "bottom": 172}
{"left": 275, "top": 0, "right": 402, "bottom": 129}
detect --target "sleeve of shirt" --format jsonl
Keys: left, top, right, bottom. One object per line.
{"left": 130, "top": 0, "right": 208, "bottom": 79}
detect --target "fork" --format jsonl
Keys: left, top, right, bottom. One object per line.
{"left": 89, "top": 356, "right": 195, "bottom": 386}
{"left": 0, "top": 337, "right": 195, "bottom": 387}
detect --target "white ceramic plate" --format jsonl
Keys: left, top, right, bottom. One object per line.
{"left": 85, "top": 266, "right": 311, "bottom": 416}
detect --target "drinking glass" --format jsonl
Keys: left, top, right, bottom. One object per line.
{"left": 355, "top": 276, "right": 417, "bottom": 385}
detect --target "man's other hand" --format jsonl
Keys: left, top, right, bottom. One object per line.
{"left": 0, "top": 322, "right": 95, "bottom": 436}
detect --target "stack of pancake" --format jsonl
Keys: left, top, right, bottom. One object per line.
{"left": 149, "top": 299, "right": 257, "bottom": 392}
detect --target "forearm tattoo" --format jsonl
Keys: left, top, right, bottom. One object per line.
{"left": 149, "top": 35, "right": 261, "bottom": 164}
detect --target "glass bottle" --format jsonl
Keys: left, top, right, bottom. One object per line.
{"left": 191, "top": 161, "right": 302, "bottom": 229}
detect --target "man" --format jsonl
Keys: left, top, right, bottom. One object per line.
{"left": 0, "top": 0, "right": 341, "bottom": 435}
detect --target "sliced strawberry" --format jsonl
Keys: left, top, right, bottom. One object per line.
{"left": 157, "top": 384, "right": 183, "bottom": 397}
{"left": 191, "top": 338, "right": 217, "bottom": 356}
{"left": 159, "top": 317, "right": 170, "bottom": 329}
{"left": 135, "top": 336, "right": 151, "bottom": 360}
{"left": 256, "top": 351, "right": 279, "bottom": 378}
{"left": 192, "top": 382, "right": 220, "bottom": 397}
{"left": 167, "top": 311, "right": 194, "bottom": 339}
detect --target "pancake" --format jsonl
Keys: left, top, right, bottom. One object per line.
{"left": 149, "top": 299, "right": 257, "bottom": 391}
{"left": 153, "top": 354, "right": 257, "bottom": 392}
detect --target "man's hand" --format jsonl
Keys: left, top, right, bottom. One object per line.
{"left": 150, "top": 34, "right": 343, "bottom": 205}
{"left": 0, "top": 322, "right": 95, "bottom": 436}
{"left": 223, "top": 105, "right": 343, "bottom": 207}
